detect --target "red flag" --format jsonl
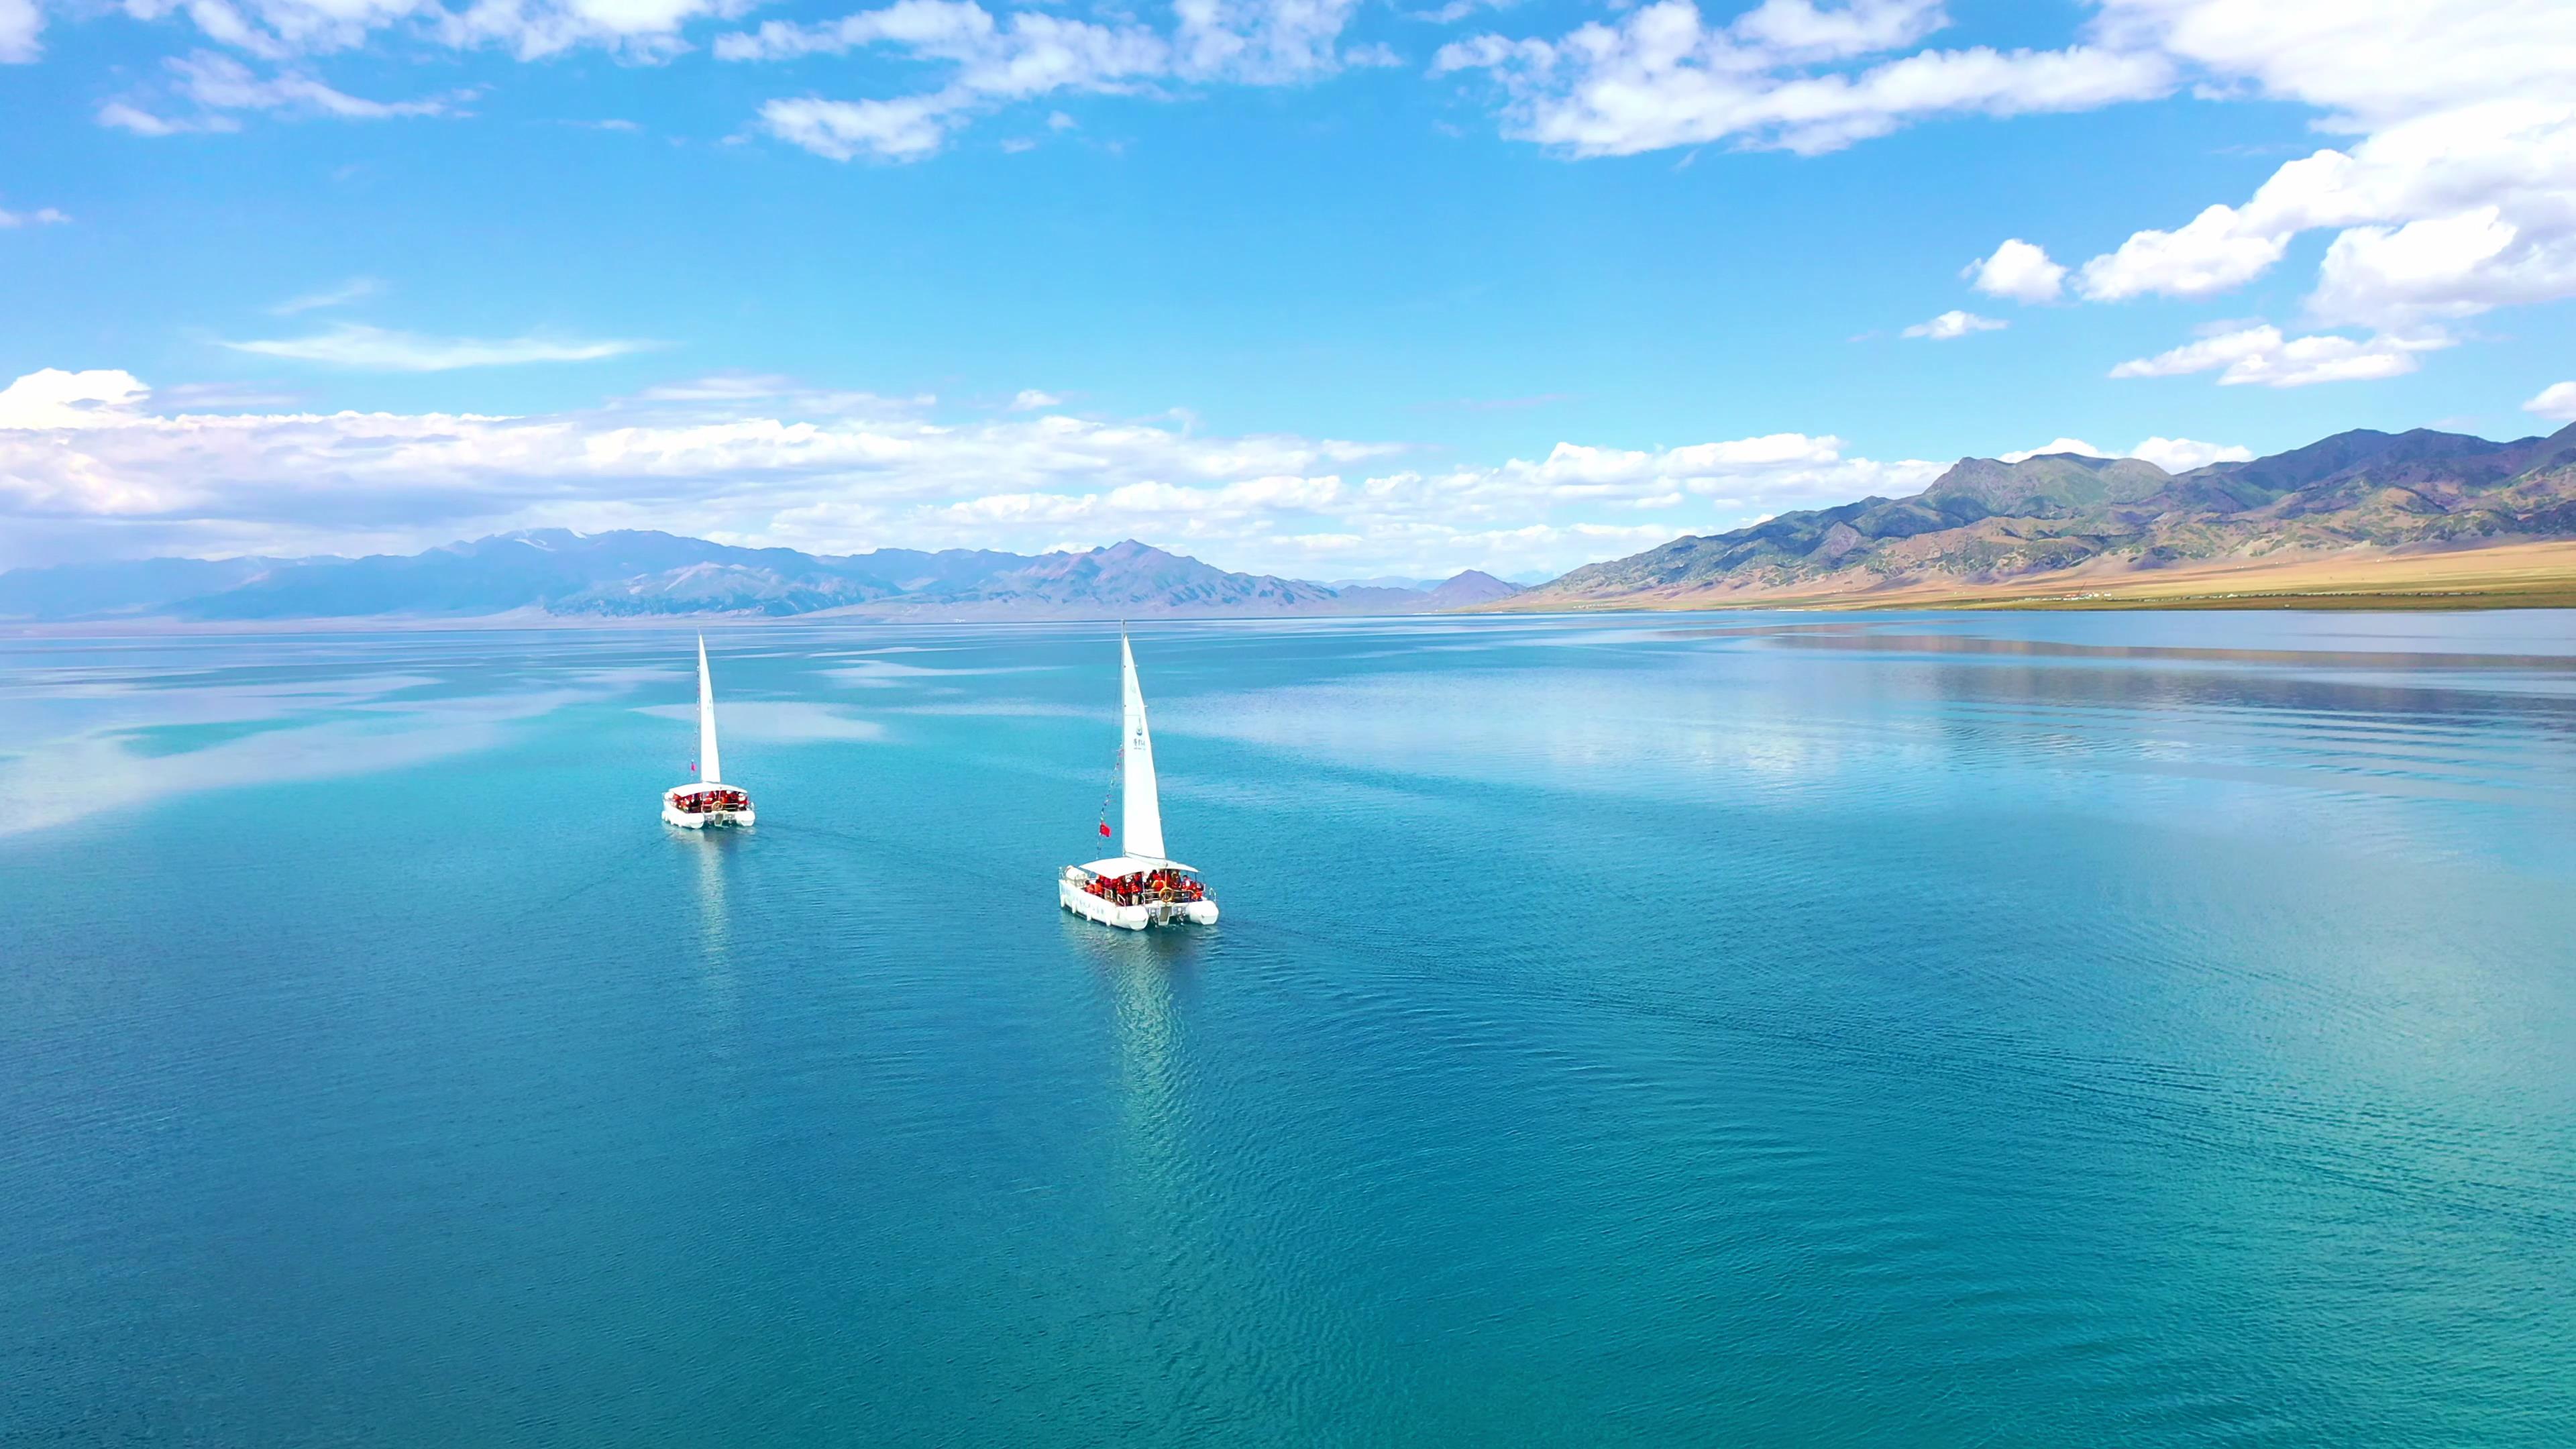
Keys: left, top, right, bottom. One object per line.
{"left": 690, "top": 761, "right": 698, "bottom": 774}
{"left": 1098, "top": 822, "right": 1112, "bottom": 837}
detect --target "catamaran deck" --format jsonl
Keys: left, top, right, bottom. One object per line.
{"left": 1061, "top": 858, "right": 1218, "bottom": 930}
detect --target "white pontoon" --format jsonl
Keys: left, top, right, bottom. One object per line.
{"left": 662, "top": 635, "right": 755, "bottom": 828}
{"left": 1061, "top": 632, "right": 1217, "bottom": 930}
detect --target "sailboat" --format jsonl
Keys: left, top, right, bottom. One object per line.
{"left": 1060, "top": 631, "right": 1218, "bottom": 930}
{"left": 661, "top": 634, "right": 755, "bottom": 828}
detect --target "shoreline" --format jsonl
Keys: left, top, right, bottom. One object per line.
{"left": 1493, "top": 540, "right": 2576, "bottom": 614}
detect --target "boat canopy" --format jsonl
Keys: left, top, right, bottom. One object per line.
{"left": 1079, "top": 855, "right": 1198, "bottom": 877}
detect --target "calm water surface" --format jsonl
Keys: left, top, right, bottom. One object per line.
{"left": 3, "top": 612, "right": 2572, "bottom": 1446}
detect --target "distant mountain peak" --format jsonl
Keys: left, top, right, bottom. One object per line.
{"left": 0, "top": 531, "right": 1548, "bottom": 622}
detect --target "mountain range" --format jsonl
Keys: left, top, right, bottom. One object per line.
{"left": 9, "top": 420, "right": 2576, "bottom": 622}
{"left": 0, "top": 533, "right": 1523, "bottom": 623}
{"left": 1517, "top": 422, "right": 2576, "bottom": 608}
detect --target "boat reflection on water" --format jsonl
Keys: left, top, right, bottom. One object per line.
{"left": 682, "top": 826, "right": 739, "bottom": 1057}
{"left": 1067, "top": 926, "right": 1203, "bottom": 1179}
{"left": 1063, "top": 920, "right": 1234, "bottom": 1393}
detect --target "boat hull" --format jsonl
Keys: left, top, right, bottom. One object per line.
{"left": 664, "top": 805, "right": 754, "bottom": 828}
{"left": 1059, "top": 878, "right": 1217, "bottom": 930}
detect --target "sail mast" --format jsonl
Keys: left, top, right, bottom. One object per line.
{"left": 1119, "top": 631, "right": 1165, "bottom": 860}
{"left": 697, "top": 634, "right": 722, "bottom": 786}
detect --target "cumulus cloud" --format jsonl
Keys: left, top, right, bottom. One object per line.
{"left": 1902, "top": 309, "right": 2005, "bottom": 340}
{"left": 1998, "top": 438, "right": 2107, "bottom": 462}
{"left": 2526, "top": 382, "right": 2576, "bottom": 423}
{"left": 2076, "top": 201, "right": 2288, "bottom": 301}
{"left": 2127, "top": 435, "right": 2253, "bottom": 471}
{"left": 114, "top": 0, "right": 754, "bottom": 62}
{"left": 2009, "top": 3, "right": 2576, "bottom": 380}
{"left": 0, "top": 369, "right": 155, "bottom": 429}
{"left": 0, "top": 366, "right": 1943, "bottom": 578}
{"left": 0, "top": 0, "right": 40, "bottom": 63}
{"left": 219, "top": 323, "right": 658, "bottom": 370}
{"left": 1431, "top": 0, "right": 2174, "bottom": 157}
{"left": 2107, "top": 323, "right": 2449, "bottom": 388}
{"left": 1010, "top": 388, "right": 1065, "bottom": 410}
{"left": 1419, "top": 0, "right": 2569, "bottom": 387}
{"left": 1964, "top": 238, "right": 2063, "bottom": 303}
{"left": 722, "top": 0, "right": 1364, "bottom": 159}
{"left": 0, "top": 199, "right": 70, "bottom": 226}
{"left": 1998, "top": 435, "right": 2251, "bottom": 470}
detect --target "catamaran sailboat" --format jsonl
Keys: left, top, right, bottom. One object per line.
{"left": 1061, "top": 632, "right": 1218, "bottom": 930}
{"left": 662, "top": 635, "right": 754, "bottom": 828}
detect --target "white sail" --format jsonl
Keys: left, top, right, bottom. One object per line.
{"left": 696, "top": 633, "right": 722, "bottom": 786}
{"left": 1119, "top": 631, "right": 1165, "bottom": 861}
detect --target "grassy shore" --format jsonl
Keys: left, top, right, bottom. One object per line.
{"left": 1501, "top": 540, "right": 2576, "bottom": 612}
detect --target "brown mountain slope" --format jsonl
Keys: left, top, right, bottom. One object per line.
{"left": 1507, "top": 424, "right": 2576, "bottom": 611}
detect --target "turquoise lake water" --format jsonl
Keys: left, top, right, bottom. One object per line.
{"left": 3, "top": 612, "right": 2573, "bottom": 1446}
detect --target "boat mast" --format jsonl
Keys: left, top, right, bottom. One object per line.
{"left": 1119, "top": 631, "right": 1165, "bottom": 860}
{"left": 697, "top": 633, "right": 722, "bottom": 786}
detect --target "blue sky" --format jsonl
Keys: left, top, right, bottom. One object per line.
{"left": 3, "top": 0, "right": 2572, "bottom": 576}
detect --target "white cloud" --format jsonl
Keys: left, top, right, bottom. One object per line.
{"left": 272, "top": 276, "right": 382, "bottom": 313}
{"left": 1901, "top": 309, "right": 2005, "bottom": 340}
{"left": 101, "top": 51, "right": 475, "bottom": 133}
{"left": 1432, "top": 1, "right": 2174, "bottom": 157}
{"left": 2002, "top": 3, "right": 2576, "bottom": 376}
{"left": 0, "top": 369, "right": 154, "bottom": 429}
{"left": 722, "top": 0, "right": 1371, "bottom": 160}
{"left": 1998, "top": 434, "right": 2251, "bottom": 470}
{"left": 1418, "top": 0, "right": 2571, "bottom": 385}
{"left": 439, "top": 0, "right": 757, "bottom": 60}
{"left": 99, "top": 101, "right": 217, "bottom": 135}
{"left": 2069, "top": 102, "right": 2576, "bottom": 325}
{"left": 2127, "top": 435, "right": 2252, "bottom": 471}
{"left": 0, "top": 200, "right": 70, "bottom": 226}
{"left": 2091, "top": 0, "right": 2575, "bottom": 133}
{"left": 1009, "top": 388, "right": 1065, "bottom": 410}
{"left": 2526, "top": 382, "right": 2576, "bottom": 423}
{"left": 757, "top": 94, "right": 961, "bottom": 162}
{"left": 2108, "top": 323, "right": 2449, "bottom": 388}
{"left": 1964, "top": 238, "right": 2064, "bottom": 303}
{"left": 219, "top": 323, "right": 657, "bottom": 370}
{"left": 1407, "top": 0, "right": 1513, "bottom": 23}
{"left": 0, "top": 366, "right": 1940, "bottom": 578}
{"left": 1998, "top": 438, "right": 2106, "bottom": 463}
{"left": 0, "top": 0, "right": 40, "bottom": 63}
{"left": 2076, "top": 201, "right": 2288, "bottom": 301}
{"left": 1171, "top": 0, "right": 1364, "bottom": 85}
{"left": 125, "top": 0, "right": 754, "bottom": 61}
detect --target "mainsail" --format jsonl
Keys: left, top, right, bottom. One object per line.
{"left": 696, "top": 633, "right": 722, "bottom": 786}
{"left": 1119, "top": 631, "right": 1165, "bottom": 860}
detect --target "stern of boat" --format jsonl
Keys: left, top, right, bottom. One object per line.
{"left": 665, "top": 787, "right": 754, "bottom": 829}
{"left": 1060, "top": 867, "right": 1150, "bottom": 930}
